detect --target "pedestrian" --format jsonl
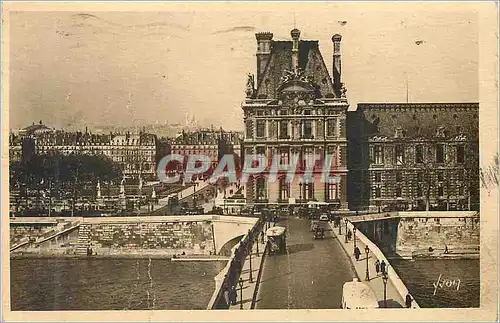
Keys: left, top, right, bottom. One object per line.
{"left": 444, "top": 244, "right": 449, "bottom": 254}
{"left": 354, "top": 246, "right": 361, "bottom": 261}
{"left": 380, "top": 260, "right": 387, "bottom": 275}
{"left": 374, "top": 260, "right": 380, "bottom": 275}
{"left": 223, "top": 285, "right": 230, "bottom": 306}
{"left": 230, "top": 285, "right": 237, "bottom": 305}
{"left": 347, "top": 230, "right": 352, "bottom": 241}
{"left": 260, "top": 231, "right": 265, "bottom": 244}
{"left": 405, "top": 294, "right": 413, "bottom": 308}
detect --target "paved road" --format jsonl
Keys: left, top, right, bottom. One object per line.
{"left": 256, "top": 217, "right": 356, "bottom": 309}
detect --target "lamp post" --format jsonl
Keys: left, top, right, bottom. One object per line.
{"left": 353, "top": 226, "right": 357, "bottom": 249}
{"left": 299, "top": 182, "right": 302, "bottom": 201}
{"left": 256, "top": 236, "right": 260, "bottom": 256}
{"left": 249, "top": 244, "right": 253, "bottom": 283}
{"left": 238, "top": 277, "right": 244, "bottom": 309}
{"left": 338, "top": 215, "right": 342, "bottom": 235}
{"left": 364, "top": 245, "right": 370, "bottom": 281}
{"left": 382, "top": 272, "right": 388, "bottom": 308}
{"left": 344, "top": 219, "right": 348, "bottom": 243}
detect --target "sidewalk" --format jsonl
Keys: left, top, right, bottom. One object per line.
{"left": 229, "top": 233, "right": 268, "bottom": 310}
{"left": 329, "top": 222, "right": 406, "bottom": 308}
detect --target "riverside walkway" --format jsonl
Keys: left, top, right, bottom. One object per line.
{"left": 228, "top": 231, "right": 267, "bottom": 310}
{"left": 329, "top": 221, "right": 412, "bottom": 308}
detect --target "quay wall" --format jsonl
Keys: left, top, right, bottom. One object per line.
{"left": 354, "top": 211, "right": 479, "bottom": 258}
{"left": 10, "top": 216, "right": 256, "bottom": 258}
{"left": 396, "top": 214, "right": 479, "bottom": 257}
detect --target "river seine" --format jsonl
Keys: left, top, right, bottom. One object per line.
{"left": 10, "top": 258, "right": 225, "bottom": 311}
{"left": 391, "top": 259, "right": 480, "bottom": 308}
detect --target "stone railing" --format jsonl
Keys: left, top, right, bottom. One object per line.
{"left": 207, "top": 217, "right": 264, "bottom": 310}
{"left": 346, "top": 220, "right": 420, "bottom": 308}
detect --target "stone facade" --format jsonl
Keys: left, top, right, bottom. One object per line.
{"left": 348, "top": 103, "right": 479, "bottom": 212}
{"left": 86, "top": 221, "right": 215, "bottom": 254}
{"left": 10, "top": 123, "right": 158, "bottom": 180}
{"left": 242, "top": 29, "right": 349, "bottom": 209}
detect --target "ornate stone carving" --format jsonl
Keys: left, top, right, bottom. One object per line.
{"left": 245, "top": 73, "right": 255, "bottom": 98}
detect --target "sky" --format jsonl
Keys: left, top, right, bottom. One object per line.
{"left": 8, "top": 3, "right": 478, "bottom": 132}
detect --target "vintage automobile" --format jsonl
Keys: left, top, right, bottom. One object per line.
{"left": 313, "top": 226, "right": 325, "bottom": 240}
{"left": 266, "top": 226, "right": 287, "bottom": 255}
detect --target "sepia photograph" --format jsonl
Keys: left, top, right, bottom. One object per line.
{"left": 1, "top": 2, "right": 498, "bottom": 322}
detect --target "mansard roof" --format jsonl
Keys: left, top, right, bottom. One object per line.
{"left": 355, "top": 102, "right": 479, "bottom": 141}
{"left": 255, "top": 40, "right": 335, "bottom": 99}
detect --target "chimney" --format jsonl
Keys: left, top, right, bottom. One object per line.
{"left": 291, "top": 28, "right": 301, "bottom": 74}
{"left": 255, "top": 32, "right": 273, "bottom": 85}
{"left": 332, "top": 34, "right": 342, "bottom": 97}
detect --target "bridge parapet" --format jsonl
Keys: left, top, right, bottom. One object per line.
{"left": 345, "top": 220, "right": 420, "bottom": 308}
{"left": 207, "top": 217, "right": 265, "bottom": 309}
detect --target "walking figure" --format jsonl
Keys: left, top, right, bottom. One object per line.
{"left": 380, "top": 260, "right": 387, "bottom": 275}
{"left": 405, "top": 294, "right": 413, "bottom": 308}
{"left": 354, "top": 246, "right": 361, "bottom": 261}
{"left": 374, "top": 260, "right": 381, "bottom": 275}
{"left": 347, "top": 230, "right": 352, "bottom": 241}
{"left": 230, "top": 285, "right": 237, "bottom": 305}
{"left": 444, "top": 244, "right": 449, "bottom": 254}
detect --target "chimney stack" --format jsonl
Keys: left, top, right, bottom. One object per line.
{"left": 291, "top": 28, "right": 301, "bottom": 74}
{"left": 255, "top": 32, "right": 273, "bottom": 85}
{"left": 332, "top": 34, "right": 342, "bottom": 97}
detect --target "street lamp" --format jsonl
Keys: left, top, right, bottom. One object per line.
{"left": 299, "top": 182, "right": 302, "bottom": 200}
{"left": 338, "top": 215, "right": 342, "bottom": 235}
{"left": 382, "top": 272, "right": 388, "bottom": 308}
{"left": 353, "top": 226, "right": 357, "bottom": 249}
{"left": 344, "top": 219, "right": 348, "bottom": 243}
{"left": 256, "top": 236, "right": 260, "bottom": 256}
{"left": 238, "top": 277, "right": 244, "bottom": 309}
{"left": 249, "top": 244, "right": 253, "bottom": 283}
{"left": 364, "top": 245, "right": 370, "bottom": 281}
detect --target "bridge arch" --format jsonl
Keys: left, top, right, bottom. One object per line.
{"left": 218, "top": 234, "right": 245, "bottom": 256}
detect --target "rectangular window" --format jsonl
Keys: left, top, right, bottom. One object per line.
{"left": 457, "top": 145, "right": 465, "bottom": 164}
{"left": 436, "top": 144, "right": 444, "bottom": 163}
{"left": 327, "top": 119, "right": 337, "bottom": 137}
{"left": 458, "top": 170, "right": 465, "bottom": 181}
{"left": 437, "top": 171, "right": 444, "bottom": 182}
{"left": 374, "top": 172, "right": 382, "bottom": 183}
{"left": 438, "top": 183, "right": 444, "bottom": 197}
{"left": 396, "top": 185, "right": 402, "bottom": 198}
{"left": 256, "top": 121, "right": 265, "bottom": 138}
{"left": 256, "top": 146, "right": 266, "bottom": 156}
{"left": 374, "top": 145, "right": 384, "bottom": 164}
{"left": 417, "top": 172, "right": 423, "bottom": 182}
{"left": 395, "top": 145, "right": 405, "bottom": 165}
{"left": 305, "top": 183, "right": 314, "bottom": 200}
{"left": 280, "top": 147, "right": 289, "bottom": 164}
{"left": 458, "top": 185, "right": 464, "bottom": 196}
{"left": 375, "top": 186, "right": 381, "bottom": 198}
{"left": 396, "top": 172, "right": 403, "bottom": 183}
{"left": 256, "top": 110, "right": 264, "bottom": 116}
{"left": 416, "top": 145, "right": 424, "bottom": 163}
{"left": 303, "top": 147, "right": 314, "bottom": 169}
{"left": 246, "top": 122, "right": 253, "bottom": 138}
{"left": 279, "top": 121, "right": 289, "bottom": 139}
{"left": 303, "top": 120, "right": 312, "bottom": 138}
{"left": 327, "top": 183, "right": 337, "bottom": 200}
{"left": 417, "top": 185, "right": 423, "bottom": 197}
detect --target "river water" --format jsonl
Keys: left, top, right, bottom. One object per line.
{"left": 391, "top": 259, "right": 480, "bottom": 308}
{"left": 10, "top": 258, "right": 225, "bottom": 311}
{"left": 11, "top": 257, "right": 480, "bottom": 310}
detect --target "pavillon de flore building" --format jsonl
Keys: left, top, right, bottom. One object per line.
{"left": 242, "top": 29, "right": 349, "bottom": 209}
{"left": 347, "top": 102, "right": 479, "bottom": 212}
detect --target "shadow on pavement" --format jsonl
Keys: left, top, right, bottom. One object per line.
{"left": 286, "top": 243, "right": 315, "bottom": 254}
{"left": 378, "top": 299, "right": 404, "bottom": 308}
